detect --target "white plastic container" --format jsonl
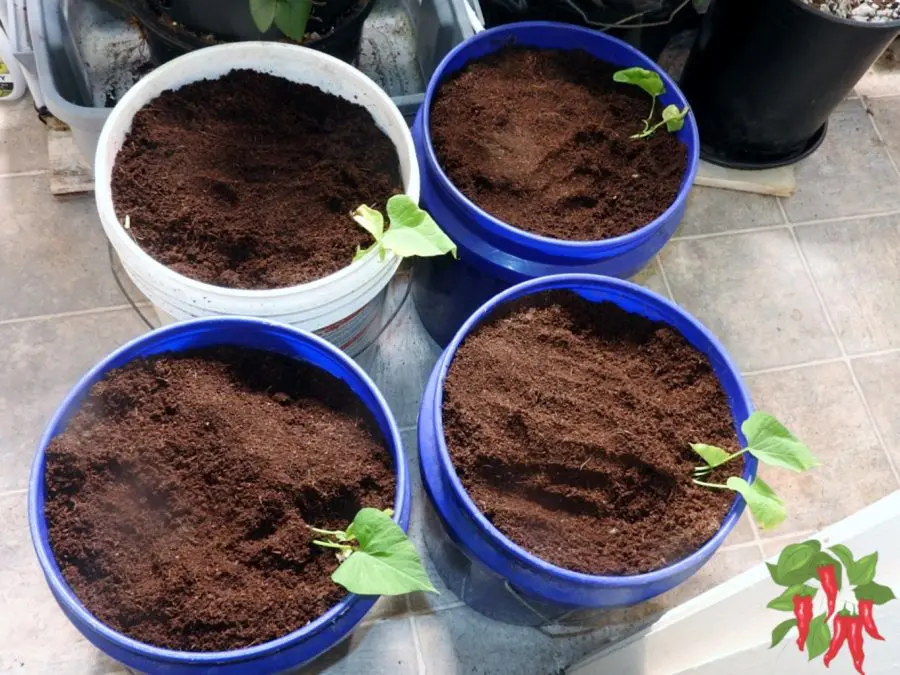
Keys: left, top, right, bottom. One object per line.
{"left": 94, "top": 41, "right": 419, "bottom": 355}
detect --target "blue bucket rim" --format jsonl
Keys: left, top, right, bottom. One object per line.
{"left": 430, "top": 274, "right": 755, "bottom": 587}
{"left": 419, "top": 21, "right": 701, "bottom": 252}
{"left": 28, "top": 316, "right": 409, "bottom": 667}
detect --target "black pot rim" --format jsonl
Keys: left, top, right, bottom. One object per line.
{"left": 785, "top": 0, "right": 900, "bottom": 29}
{"left": 699, "top": 121, "right": 828, "bottom": 170}
{"left": 131, "top": 0, "right": 374, "bottom": 52}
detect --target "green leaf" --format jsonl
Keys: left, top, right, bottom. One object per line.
{"left": 767, "top": 584, "right": 817, "bottom": 611}
{"left": 352, "top": 204, "right": 385, "bottom": 241}
{"left": 770, "top": 618, "right": 797, "bottom": 648}
{"left": 854, "top": 581, "right": 896, "bottom": 606}
{"left": 742, "top": 412, "right": 819, "bottom": 473}
{"left": 727, "top": 476, "right": 786, "bottom": 530}
{"left": 274, "top": 0, "right": 313, "bottom": 41}
{"left": 382, "top": 195, "right": 457, "bottom": 259}
{"left": 690, "top": 443, "right": 730, "bottom": 468}
{"left": 850, "top": 552, "right": 878, "bottom": 586}
{"left": 767, "top": 562, "right": 787, "bottom": 586}
{"left": 829, "top": 544, "right": 855, "bottom": 576}
{"left": 612, "top": 67, "right": 665, "bottom": 97}
{"left": 661, "top": 104, "right": 688, "bottom": 133}
{"left": 249, "top": 0, "right": 278, "bottom": 32}
{"left": 331, "top": 508, "right": 437, "bottom": 596}
{"left": 353, "top": 244, "right": 376, "bottom": 262}
{"left": 806, "top": 613, "right": 831, "bottom": 661}
{"left": 773, "top": 541, "right": 821, "bottom": 585}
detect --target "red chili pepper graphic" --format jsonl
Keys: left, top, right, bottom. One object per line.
{"left": 793, "top": 594, "right": 813, "bottom": 650}
{"left": 847, "top": 614, "right": 866, "bottom": 675}
{"left": 817, "top": 563, "right": 839, "bottom": 619}
{"left": 824, "top": 612, "right": 851, "bottom": 668}
{"left": 859, "top": 600, "right": 884, "bottom": 640}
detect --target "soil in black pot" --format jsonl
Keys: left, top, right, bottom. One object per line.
{"left": 430, "top": 47, "right": 688, "bottom": 241}
{"left": 111, "top": 69, "right": 403, "bottom": 289}
{"left": 43, "top": 346, "right": 395, "bottom": 651}
{"left": 442, "top": 292, "right": 739, "bottom": 576}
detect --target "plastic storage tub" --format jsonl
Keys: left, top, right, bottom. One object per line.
{"left": 417, "top": 274, "right": 754, "bottom": 624}
{"left": 410, "top": 21, "right": 700, "bottom": 346}
{"left": 29, "top": 316, "right": 411, "bottom": 674}
{"left": 24, "top": 0, "right": 475, "bottom": 162}
{"left": 95, "top": 41, "right": 416, "bottom": 356}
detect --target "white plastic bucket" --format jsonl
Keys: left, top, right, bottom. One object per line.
{"left": 95, "top": 42, "right": 419, "bottom": 356}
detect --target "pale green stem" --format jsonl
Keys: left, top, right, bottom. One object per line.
{"left": 692, "top": 479, "right": 730, "bottom": 490}
{"left": 694, "top": 447, "right": 750, "bottom": 473}
{"left": 312, "top": 539, "right": 354, "bottom": 552}
{"left": 308, "top": 525, "right": 347, "bottom": 538}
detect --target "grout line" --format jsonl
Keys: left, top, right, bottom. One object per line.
{"left": 859, "top": 95, "right": 900, "bottom": 186}
{"left": 786, "top": 225, "right": 900, "bottom": 485}
{"left": 670, "top": 223, "right": 788, "bottom": 242}
{"left": 0, "top": 168, "right": 48, "bottom": 179}
{"left": 0, "top": 303, "right": 153, "bottom": 327}
{"left": 408, "top": 614, "right": 427, "bottom": 675}
{"left": 655, "top": 254, "right": 676, "bottom": 302}
{"left": 742, "top": 347, "right": 900, "bottom": 377}
{"left": 781, "top": 206, "right": 900, "bottom": 228}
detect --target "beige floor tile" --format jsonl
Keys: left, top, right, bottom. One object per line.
{"left": 677, "top": 186, "right": 784, "bottom": 237}
{"left": 661, "top": 229, "right": 840, "bottom": 371}
{"left": 853, "top": 351, "right": 900, "bottom": 468}
{"left": 0, "top": 309, "right": 149, "bottom": 492}
{"left": 0, "top": 175, "right": 142, "bottom": 320}
{"left": 745, "top": 362, "right": 897, "bottom": 538}
{"left": 796, "top": 215, "right": 900, "bottom": 354}
{"left": 781, "top": 100, "right": 900, "bottom": 222}
{"left": 0, "top": 96, "right": 48, "bottom": 174}
{"left": 630, "top": 256, "right": 669, "bottom": 298}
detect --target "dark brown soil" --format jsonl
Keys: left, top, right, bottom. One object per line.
{"left": 442, "top": 292, "right": 739, "bottom": 576}
{"left": 430, "top": 47, "right": 688, "bottom": 241}
{"left": 111, "top": 69, "right": 403, "bottom": 289}
{"left": 43, "top": 347, "right": 395, "bottom": 652}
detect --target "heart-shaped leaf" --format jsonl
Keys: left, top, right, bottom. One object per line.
{"left": 727, "top": 476, "right": 786, "bottom": 530}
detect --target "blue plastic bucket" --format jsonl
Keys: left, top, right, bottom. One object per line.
{"left": 417, "top": 275, "right": 754, "bottom": 624}
{"left": 28, "top": 317, "right": 411, "bottom": 674}
{"left": 411, "top": 21, "right": 701, "bottom": 346}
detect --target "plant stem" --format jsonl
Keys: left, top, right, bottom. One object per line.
{"left": 312, "top": 539, "right": 354, "bottom": 552}
{"left": 308, "top": 526, "right": 347, "bottom": 538}
{"left": 693, "top": 447, "right": 750, "bottom": 475}
{"left": 692, "top": 479, "right": 730, "bottom": 489}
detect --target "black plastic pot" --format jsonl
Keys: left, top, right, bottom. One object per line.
{"left": 126, "top": 0, "right": 374, "bottom": 65}
{"left": 680, "top": 0, "right": 900, "bottom": 169}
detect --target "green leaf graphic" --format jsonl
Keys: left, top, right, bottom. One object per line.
{"left": 771, "top": 618, "right": 797, "bottom": 648}
{"left": 850, "top": 552, "right": 878, "bottom": 587}
{"left": 742, "top": 413, "right": 819, "bottom": 472}
{"left": 774, "top": 541, "right": 821, "bottom": 585}
{"left": 854, "top": 581, "right": 896, "bottom": 606}
{"left": 806, "top": 613, "right": 831, "bottom": 661}
{"left": 767, "top": 584, "right": 817, "bottom": 611}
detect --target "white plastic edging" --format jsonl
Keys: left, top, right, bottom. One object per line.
{"left": 569, "top": 489, "right": 900, "bottom": 675}
{"left": 95, "top": 42, "right": 418, "bottom": 353}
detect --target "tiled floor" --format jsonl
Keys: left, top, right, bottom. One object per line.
{"left": 3, "top": 56, "right": 900, "bottom": 675}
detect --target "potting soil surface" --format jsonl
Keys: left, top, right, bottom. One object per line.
{"left": 430, "top": 47, "right": 688, "bottom": 241}
{"left": 42, "top": 347, "right": 396, "bottom": 652}
{"left": 111, "top": 69, "right": 403, "bottom": 289}
{"left": 442, "top": 292, "right": 739, "bottom": 575}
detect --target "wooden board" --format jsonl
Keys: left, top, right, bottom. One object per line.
{"left": 47, "top": 127, "right": 94, "bottom": 195}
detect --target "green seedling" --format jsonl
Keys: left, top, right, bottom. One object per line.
{"left": 612, "top": 67, "right": 689, "bottom": 140}
{"left": 690, "top": 412, "right": 819, "bottom": 530}
{"left": 352, "top": 195, "right": 457, "bottom": 262}
{"left": 310, "top": 507, "right": 438, "bottom": 596}
{"left": 250, "top": 0, "right": 312, "bottom": 41}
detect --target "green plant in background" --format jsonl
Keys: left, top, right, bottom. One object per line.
{"left": 690, "top": 412, "right": 819, "bottom": 529}
{"left": 352, "top": 195, "right": 458, "bottom": 262}
{"left": 310, "top": 507, "right": 438, "bottom": 595}
{"left": 612, "top": 67, "right": 689, "bottom": 140}
{"left": 250, "top": 0, "right": 312, "bottom": 41}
